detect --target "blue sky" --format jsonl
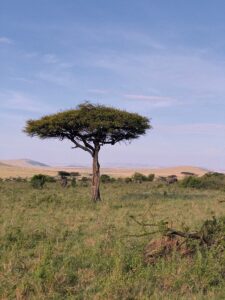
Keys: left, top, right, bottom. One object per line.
{"left": 0, "top": 0, "right": 225, "bottom": 169}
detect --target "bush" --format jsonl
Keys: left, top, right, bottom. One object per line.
{"left": 71, "top": 178, "right": 76, "bottom": 187}
{"left": 58, "top": 171, "right": 71, "bottom": 178}
{"left": 181, "top": 171, "right": 196, "bottom": 176}
{"left": 70, "top": 172, "right": 80, "bottom": 177}
{"left": 30, "top": 174, "right": 48, "bottom": 189}
{"left": 124, "top": 177, "right": 132, "bottom": 183}
{"left": 79, "top": 176, "right": 90, "bottom": 187}
{"left": 180, "top": 176, "right": 204, "bottom": 188}
{"left": 101, "top": 174, "right": 112, "bottom": 183}
{"left": 180, "top": 173, "right": 225, "bottom": 190}
{"left": 132, "top": 172, "right": 147, "bottom": 183}
{"left": 80, "top": 176, "right": 90, "bottom": 182}
{"left": 132, "top": 172, "right": 155, "bottom": 182}
{"left": 13, "top": 177, "right": 25, "bottom": 182}
{"left": 147, "top": 174, "right": 155, "bottom": 182}
{"left": 203, "top": 172, "right": 225, "bottom": 179}
{"left": 116, "top": 177, "right": 124, "bottom": 183}
{"left": 201, "top": 173, "right": 225, "bottom": 189}
{"left": 44, "top": 175, "right": 56, "bottom": 183}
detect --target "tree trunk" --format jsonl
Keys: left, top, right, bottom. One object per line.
{"left": 91, "top": 149, "right": 101, "bottom": 202}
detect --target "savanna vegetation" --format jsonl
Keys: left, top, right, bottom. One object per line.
{"left": 1, "top": 173, "right": 225, "bottom": 299}
{"left": 24, "top": 102, "right": 151, "bottom": 202}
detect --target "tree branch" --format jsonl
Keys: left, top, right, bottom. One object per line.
{"left": 70, "top": 138, "right": 93, "bottom": 155}
{"left": 129, "top": 215, "right": 166, "bottom": 227}
{"left": 77, "top": 134, "right": 95, "bottom": 153}
{"left": 165, "top": 229, "right": 201, "bottom": 240}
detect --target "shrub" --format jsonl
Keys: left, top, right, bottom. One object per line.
{"left": 132, "top": 172, "right": 147, "bottom": 183}
{"left": 13, "top": 177, "right": 25, "bottom": 182}
{"left": 203, "top": 172, "right": 225, "bottom": 179}
{"left": 44, "top": 175, "right": 56, "bottom": 183}
{"left": 181, "top": 171, "right": 196, "bottom": 176}
{"left": 100, "top": 174, "right": 112, "bottom": 183}
{"left": 58, "top": 171, "right": 71, "bottom": 178}
{"left": 116, "top": 177, "right": 124, "bottom": 183}
{"left": 70, "top": 172, "right": 80, "bottom": 177}
{"left": 180, "top": 173, "right": 225, "bottom": 190}
{"left": 147, "top": 174, "right": 155, "bottom": 182}
{"left": 71, "top": 178, "right": 76, "bottom": 187}
{"left": 30, "top": 174, "right": 48, "bottom": 189}
{"left": 201, "top": 173, "right": 225, "bottom": 189}
{"left": 80, "top": 176, "right": 90, "bottom": 182}
{"left": 79, "top": 176, "right": 90, "bottom": 187}
{"left": 180, "top": 176, "right": 203, "bottom": 189}
{"left": 124, "top": 177, "right": 132, "bottom": 183}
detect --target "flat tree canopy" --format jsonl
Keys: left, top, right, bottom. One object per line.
{"left": 24, "top": 102, "right": 151, "bottom": 201}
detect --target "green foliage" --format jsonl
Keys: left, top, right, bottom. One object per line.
{"left": 13, "top": 177, "right": 25, "bottom": 182}
{"left": 200, "top": 216, "right": 225, "bottom": 246}
{"left": 100, "top": 174, "right": 113, "bottom": 183}
{"left": 124, "top": 177, "right": 132, "bottom": 183}
{"left": 79, "top": 176, "right": 91, "bottom": 186}
{"left": 131, "top": 172, "right": 155, "bottom": 183}
{"left": 132, "top": 172, "right": 148, "bottom": 182}
{"left": 204, "top": 172, "right": 225, "bottom": 178}
{"left": 71, "top": 178, "right": 76, "bottom": 187}
{"left": 181, "top": 171, "right": 196, "bottom": 176}
{"left": 147, "top": 173, "right": 155, "bottom": 182}
{"left": 58, "top": 171, "right": 71, "bottom": 177}
{"left": 80, "top": 176, "right": 90, "bottom": 182}
{"left": 70, "top": 172, "right": 80, "bottom": 177}
{"left": 180, "top": 176, "right": 204, "bottom": 188}
{"left": 44, "top": 175, "right": 56, "bottom": 183}
{"left": 24, "top": 102, "right": 151, "bottom": 147}
{"left": 180, "top": 173, "right": 225, "bottom": 190}
{"left": 100, "top": 174, "right": 111, "bottom": 183}
{"left": 30, "top": 174, "right": 48, "bottom": 189}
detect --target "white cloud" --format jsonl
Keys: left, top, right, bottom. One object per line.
{"left": 124, "top": 94, "right": 178, "bottom": 107}
{"left": 10, "top": 77, "right": 35, "bottom": 84}
{"left": 42, "top": 53, "right": 74, "bottom": 69}
{"left": 24, "top": 52, "right": 39, "bottom": 59}
{"left": 0, "top": 37, "right": 13, "bottom": 44}
{"left": 0, "top": 91, "right": 51, "bottom": 113}
{"left": 157, "top": 123, "right": 225, "bottom": 135}
{"left": 88, "top": 89, "right": 109, "bottom": 95}
{"left": 87, "top": 49, "right": 225, "bottom": 106}
{"left": 42, "top": 54, "right": 59, "bottom": 64}
{"left": 38, "top": 71, "right": 76, "bottom": 87}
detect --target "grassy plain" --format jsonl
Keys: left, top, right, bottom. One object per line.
{"left": 1, "top": 180, "right": 225, "bottom": 299}
{"left": 0, "top": 164, "right": 207, "bottom": 179}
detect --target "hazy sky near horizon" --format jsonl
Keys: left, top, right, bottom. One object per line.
{"left": 1, "top": 0, "right": 225, "bottom": 169}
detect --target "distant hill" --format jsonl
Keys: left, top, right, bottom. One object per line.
{"left": 0, "top": 162, "right": 10, "bottom": 167}
{"left": 67, "top": 164, "right": 89, "bottom": 168}
{"left": 0, "top": 161, "right": 211, "bottom": 179}
{"left": 0, "top": 159, "right": 50, "bottom": 168}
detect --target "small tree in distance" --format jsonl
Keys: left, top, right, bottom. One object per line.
{"left": 24, "top": 102, "right": 151, "bottom": 202}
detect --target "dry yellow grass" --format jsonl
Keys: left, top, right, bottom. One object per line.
{"left": 0, "top": 164, "right": 208, "bottom": 179}
{"left": 0, "top": 165, "right": 56, "bottom": 178}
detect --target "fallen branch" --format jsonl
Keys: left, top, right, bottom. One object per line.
{"left": 129, "top": 215, "right": 168, "bottom": 227}
{"left": 165, "top": 229, "right": 201, "bottom": 240}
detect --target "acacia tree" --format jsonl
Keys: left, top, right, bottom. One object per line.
{"left": 24, "top": 103, "right": 151, "bottom": 202}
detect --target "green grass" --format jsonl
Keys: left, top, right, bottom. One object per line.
{"left": 1, "top": 181, "right": 225, "bottom": 299}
